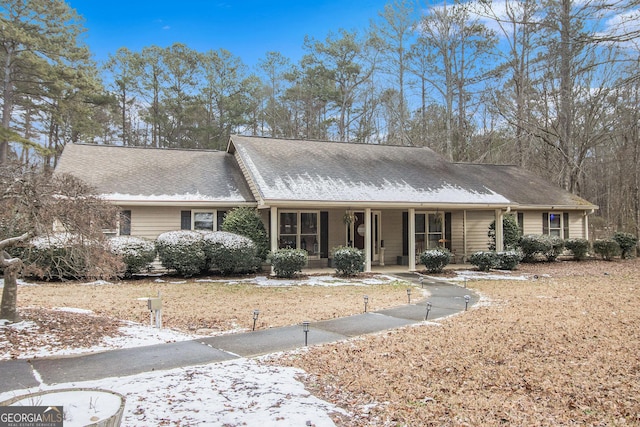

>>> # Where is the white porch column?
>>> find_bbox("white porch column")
[584,211,590,239]
[270,206,278,274]
[364,207,372,273]
[495,209,504,251]
[409,208,416,271]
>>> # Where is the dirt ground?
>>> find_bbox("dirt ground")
[4,259,640,426]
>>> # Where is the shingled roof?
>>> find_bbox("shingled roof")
[55,144,255,205]
[227,135,596,209]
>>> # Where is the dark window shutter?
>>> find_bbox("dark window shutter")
[445,212,452,250]
[517,212,524,235]
[181,210,191,230]
[542,213,549,235]
[563,212,569,239]
[402,211,408,256]
[320,211,329,258]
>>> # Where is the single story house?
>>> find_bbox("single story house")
[55,135,598,272]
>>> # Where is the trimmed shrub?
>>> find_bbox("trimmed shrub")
[565,238,590,261]
[222,207,269,262]
[488,215,521,251]
[419,248,451,273]
[156,231,207,277]
[519,234,553,262]
[496,250,523,270]
[202,231,259,275]
[469,251,499,272]
[332,246,365,276]
[546,236,565,262]
[109,236,156,277]
[612,232,638,259]
[270,248,308,278]
[593,239,620,261]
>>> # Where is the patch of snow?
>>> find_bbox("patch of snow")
[0,359,344,427]
[102,191,246,203]
[448,270,530,282]
[79,280,114,286]
[52,307,94,315]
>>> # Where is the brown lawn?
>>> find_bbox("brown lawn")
[273,259,640,426]
[5,259,640,426]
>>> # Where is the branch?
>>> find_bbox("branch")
[0,232,30,251]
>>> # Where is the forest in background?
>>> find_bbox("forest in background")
[1,0,640,237]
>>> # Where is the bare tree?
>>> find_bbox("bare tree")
[0,164,122,322]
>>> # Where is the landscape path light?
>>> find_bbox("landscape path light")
[252,309,259,331]
[425,302,432,320]
[464,295,470,311]
[302,321,310,346]
[407,288,412,304]
[419,276,424,288]
[364,295,369,313]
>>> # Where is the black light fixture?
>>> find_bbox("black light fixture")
[364,295,369,313]
[302,321,310,346]
[252,309,260,331]
[407,288,412,304]
[425,302,432,320]
[464,295,470,311]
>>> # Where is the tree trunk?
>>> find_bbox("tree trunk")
[0,268,20,322]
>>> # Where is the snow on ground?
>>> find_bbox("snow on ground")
[0,356,344,427]
[447,269,534,282]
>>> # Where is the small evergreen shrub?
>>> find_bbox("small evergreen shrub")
[564,238,590,261]
[469,251,499,272]
[222,207,269,262]
[488,215,521,250]
[109,236,156,277]
[612,232,638,259]
[519,235,553,262]
[156,231,207,277]
[496,250,523,270]
[332,246,365,276]
[546,236,565,262]
[269,248,308,278]
[419,248,451,273]
[202,231,258,275]
[593,239,620,261]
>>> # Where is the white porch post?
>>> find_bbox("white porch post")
[270,206,278,274]
[365,207,372,273]
[409,208,416,271]
[495,209,504,251]
[584,211,590,239]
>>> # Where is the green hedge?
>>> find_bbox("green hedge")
[269,248,308,278]
[109,236,156,278]
[155,231,207,277]
[332,246,365,276]
[202,231,259,275]
[419,248,451,273]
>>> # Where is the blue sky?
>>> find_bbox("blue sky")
[67,0,392,68]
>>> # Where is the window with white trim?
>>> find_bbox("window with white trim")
[543,212,569,238]
[279,211,320,257]
[415,212,444,254]
[181,210,226,231]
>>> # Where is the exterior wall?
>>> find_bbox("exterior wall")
[521,211,586,239]
[568,212,586,239]
[465,211,495,254]
[128,206,183,240]
[450,211,465,261]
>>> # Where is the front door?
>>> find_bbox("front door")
[351,211,381,263]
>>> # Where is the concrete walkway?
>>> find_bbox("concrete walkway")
[0,274,477,394]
